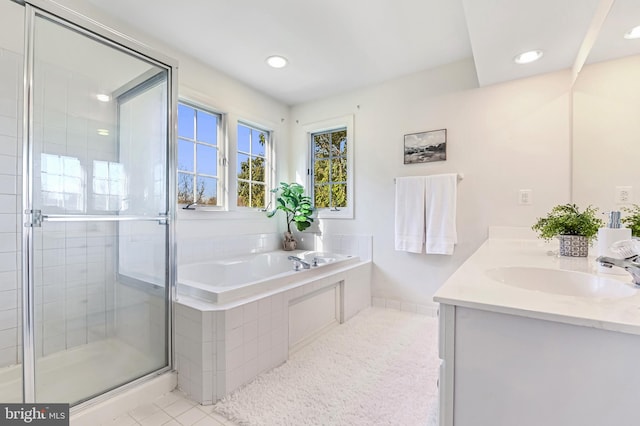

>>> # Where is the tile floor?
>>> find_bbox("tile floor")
[100,390,239,426]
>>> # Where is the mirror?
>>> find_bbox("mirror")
[572,0,640,211]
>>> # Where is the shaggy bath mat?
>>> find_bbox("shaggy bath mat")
[213,307,439,426]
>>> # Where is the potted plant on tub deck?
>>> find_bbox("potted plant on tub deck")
[266,182,315,251]
[532,203,603,257]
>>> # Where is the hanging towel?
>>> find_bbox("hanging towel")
[425,173,458,255]
[394,176,426,253]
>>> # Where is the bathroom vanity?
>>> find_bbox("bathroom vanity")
[434,238,640,426]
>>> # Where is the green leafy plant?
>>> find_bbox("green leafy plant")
[622,204,640,237]
[266,182,314,233]
[532,204,603,242]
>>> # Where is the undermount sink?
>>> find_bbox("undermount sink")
[485,266,637,299]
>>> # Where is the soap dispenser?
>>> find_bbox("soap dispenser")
[597,211,632,274]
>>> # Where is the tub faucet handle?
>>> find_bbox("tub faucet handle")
[287,255,310,270]
[312,257,319,267]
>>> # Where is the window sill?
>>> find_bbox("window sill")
[316,208,353,220]
[177,207,272,220]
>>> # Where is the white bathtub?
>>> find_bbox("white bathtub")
[178,250,360,303]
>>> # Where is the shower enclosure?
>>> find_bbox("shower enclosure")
[0,0,176,406]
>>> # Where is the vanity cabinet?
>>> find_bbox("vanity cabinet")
[438,303,640,426]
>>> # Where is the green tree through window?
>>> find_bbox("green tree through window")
[237,124,268,208]
[312,128,347,208]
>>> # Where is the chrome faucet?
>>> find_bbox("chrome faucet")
[596,255,640,286]
[287,255,310,270]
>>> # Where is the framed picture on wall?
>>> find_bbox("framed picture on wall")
[403,128,447,164]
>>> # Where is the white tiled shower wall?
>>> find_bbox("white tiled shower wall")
[0,47,23,369]
[30,54,122,359]
[33,222,116,357]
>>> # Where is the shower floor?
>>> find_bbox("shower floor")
[0,338,164,405]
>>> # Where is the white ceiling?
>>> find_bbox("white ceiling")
[587,0,640,64]
[84,0,640,105]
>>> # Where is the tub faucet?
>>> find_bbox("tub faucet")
[596,255,640,286]
[287,255,310,270]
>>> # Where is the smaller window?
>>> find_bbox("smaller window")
[237,122,270,209]
[305,115,354,219]
[177,102,222,207]
[311,128,347,209]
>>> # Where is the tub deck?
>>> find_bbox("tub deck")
[178,250,360,303]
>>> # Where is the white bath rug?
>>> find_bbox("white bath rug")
[213,307,439,426]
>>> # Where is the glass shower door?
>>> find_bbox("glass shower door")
[26,10,172,405]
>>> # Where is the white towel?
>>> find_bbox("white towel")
[394,176,425,253]
[425,173,458,255]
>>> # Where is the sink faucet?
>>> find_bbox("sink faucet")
[596,255,640,286]
[287,255,310,270]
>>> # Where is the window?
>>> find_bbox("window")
[177,102,222,206]
[237,122,270,208]
[306,115,354,218]
[311,128,347,209]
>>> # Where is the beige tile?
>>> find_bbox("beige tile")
[193,416,225,426]
[101,413,139,426]
[161,420,181,426]
[138,410,172,426]
[153,391,182,409]
[129,403,161,422]
[174,406,207,425]
[163,398,197,418]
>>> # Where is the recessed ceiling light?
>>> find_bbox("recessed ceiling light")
[96,94,110,102]
[624,25,640,40]
[514,50,544,65]
[97,129,109,136]
[266,55,288,69]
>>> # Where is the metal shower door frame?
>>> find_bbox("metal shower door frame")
[20,0,178,405]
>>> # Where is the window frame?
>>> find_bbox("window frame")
[236,121,273,210]
[305,115,354,219]
[176,99,226,210]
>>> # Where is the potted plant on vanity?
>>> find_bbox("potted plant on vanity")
[532,203,603,257]
[266,182,315,251]
[622,204,640,237]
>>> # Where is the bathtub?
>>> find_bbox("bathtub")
[178,250,360,303]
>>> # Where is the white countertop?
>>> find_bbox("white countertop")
[433,238,640,335]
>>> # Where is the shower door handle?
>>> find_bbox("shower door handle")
[40,214,171,223]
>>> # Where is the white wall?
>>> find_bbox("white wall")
[573,55,640,211]
[291,59,572,307]
[0,0,24,369]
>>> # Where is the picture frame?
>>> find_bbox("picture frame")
[403,128,447,164]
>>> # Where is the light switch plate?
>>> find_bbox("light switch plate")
[615,186,633,204]
[518,189,533,205]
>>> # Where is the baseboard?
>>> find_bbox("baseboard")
[371,297,439,317]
